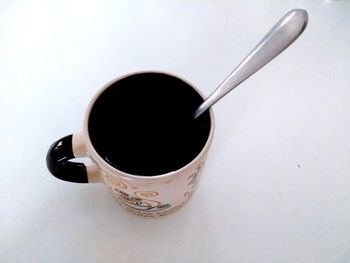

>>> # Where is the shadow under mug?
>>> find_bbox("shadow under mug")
[46,71,215,217]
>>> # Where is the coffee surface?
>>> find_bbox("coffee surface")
[88,73,211,176]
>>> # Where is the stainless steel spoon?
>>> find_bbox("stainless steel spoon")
[193,9,308,119]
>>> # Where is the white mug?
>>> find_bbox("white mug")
[47,71,214,217]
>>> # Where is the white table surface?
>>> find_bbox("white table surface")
[1,1,350,262]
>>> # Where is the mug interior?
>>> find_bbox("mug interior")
[85,72,212,177]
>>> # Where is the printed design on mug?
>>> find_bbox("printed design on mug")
[187,162,204,189]
[134,191,158,198]
[114,188,171,212]
[105,174,127,189]
[184,191,193,198]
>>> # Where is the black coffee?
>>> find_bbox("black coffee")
[88,73,211,176]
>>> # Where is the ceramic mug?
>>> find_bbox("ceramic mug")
[46,71,214,217]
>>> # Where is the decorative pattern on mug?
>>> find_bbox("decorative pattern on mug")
[114,188,171,212]
[187,162,204,189]
[105,174,127,189]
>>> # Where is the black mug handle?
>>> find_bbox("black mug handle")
[46,133,101,183]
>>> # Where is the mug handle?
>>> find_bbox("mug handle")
[46,132,101,183]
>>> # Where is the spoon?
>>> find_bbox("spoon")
[193,9,308,119]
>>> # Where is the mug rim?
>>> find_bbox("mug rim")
[83,70,215,180]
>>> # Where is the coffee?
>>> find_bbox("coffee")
[88,73,211,176]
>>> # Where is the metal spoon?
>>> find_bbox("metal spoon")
[193,9,308,119]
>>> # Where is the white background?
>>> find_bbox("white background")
[1,0,350,262]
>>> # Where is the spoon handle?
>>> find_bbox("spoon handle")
[194,9,308,119]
